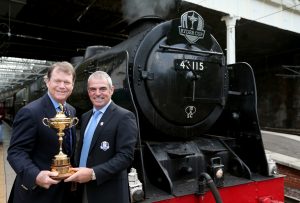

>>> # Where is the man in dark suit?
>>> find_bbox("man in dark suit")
[65,71,138,203]
[7,61,77,203]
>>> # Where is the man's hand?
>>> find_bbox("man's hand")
[35,170,60,189]
[64,168,93,183]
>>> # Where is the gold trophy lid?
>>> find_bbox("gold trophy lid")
[49,111,72,122]
[49,104,72,122]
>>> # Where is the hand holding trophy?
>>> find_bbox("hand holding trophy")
[42,104,78,180]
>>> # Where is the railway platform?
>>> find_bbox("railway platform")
[0,122,299,203]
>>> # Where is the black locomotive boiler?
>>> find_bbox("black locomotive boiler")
[70,11,284,203]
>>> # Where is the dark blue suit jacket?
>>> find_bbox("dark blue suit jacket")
[75,102,138,203]
[7,94,77,203]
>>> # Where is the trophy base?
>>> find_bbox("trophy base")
[50,170,75,180]
[51,156,74,180]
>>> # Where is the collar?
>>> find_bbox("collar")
[47,92,66,110]
[93,100,112,114]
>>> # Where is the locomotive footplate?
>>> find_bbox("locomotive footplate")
[143,136,237,196]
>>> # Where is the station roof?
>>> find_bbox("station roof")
[0,56,51,95]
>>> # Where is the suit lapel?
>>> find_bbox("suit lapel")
[88,102,116,154]
[42,94,57,119]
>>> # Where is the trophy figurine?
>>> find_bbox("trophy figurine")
[42,104,79,180]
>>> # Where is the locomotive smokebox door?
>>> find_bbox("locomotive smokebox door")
[145,53,225,125]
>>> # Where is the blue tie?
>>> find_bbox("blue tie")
[79,110,101,167]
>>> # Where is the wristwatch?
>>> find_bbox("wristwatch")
[91,169,96,180]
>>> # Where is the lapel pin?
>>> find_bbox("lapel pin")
[100,122,104,126]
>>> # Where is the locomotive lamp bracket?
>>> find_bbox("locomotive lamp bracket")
[208,157,224,187]
[137,66,152,85]
[140,70,154,80]
[266,153,278,176]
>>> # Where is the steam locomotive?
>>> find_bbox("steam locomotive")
[69,11,284,203]
[3,10,284,203]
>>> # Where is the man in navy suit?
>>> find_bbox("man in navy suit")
[65,71,138,203]
[7,61,77,203]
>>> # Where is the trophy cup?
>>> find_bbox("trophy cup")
[42,104,79,180]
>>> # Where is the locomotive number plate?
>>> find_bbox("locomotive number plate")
[174,59,204,71]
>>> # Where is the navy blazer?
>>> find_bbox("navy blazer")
[7,94,77,203]
[75,102,138,203]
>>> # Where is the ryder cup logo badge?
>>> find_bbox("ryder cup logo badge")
[178,11,205,44]
[100,141,110,151]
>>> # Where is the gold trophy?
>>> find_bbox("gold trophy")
[42,104,79,180]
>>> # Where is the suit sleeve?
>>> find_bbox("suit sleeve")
[7,107,40,189]
[93,111,138,185]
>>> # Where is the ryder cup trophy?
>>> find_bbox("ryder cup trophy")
[42,104,78,180]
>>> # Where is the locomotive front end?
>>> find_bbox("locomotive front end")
[128,11,284,203]
[133,11,228,139]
